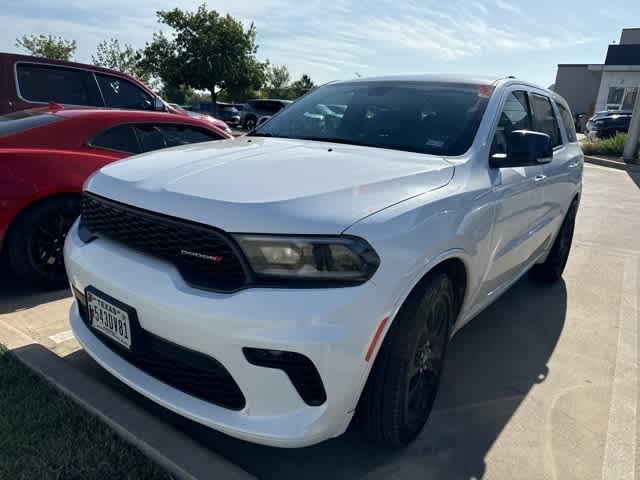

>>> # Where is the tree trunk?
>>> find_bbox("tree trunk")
[210,86,217,116]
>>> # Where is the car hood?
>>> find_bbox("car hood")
[85,137,454,234]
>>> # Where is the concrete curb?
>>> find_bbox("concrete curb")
[583,155,640,173]
[12,344,256,480]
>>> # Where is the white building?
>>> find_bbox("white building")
[554,28,640,116]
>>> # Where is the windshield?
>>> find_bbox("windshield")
[252,81,492,156]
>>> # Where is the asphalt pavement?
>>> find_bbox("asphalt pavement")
[1,163,639,480]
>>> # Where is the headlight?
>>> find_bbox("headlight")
[234,235,380,285]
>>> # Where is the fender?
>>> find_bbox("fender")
[347,247,473,413]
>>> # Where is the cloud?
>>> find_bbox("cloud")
[358,12,594,62]
[472,1,490,14]
[492,0,523,15]
[1,0,595,85]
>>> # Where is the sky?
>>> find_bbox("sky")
[2,0,639,89]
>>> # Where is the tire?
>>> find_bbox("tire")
[530,200,578,283]
[357,272,455,447]
[5,196,80,288]
[245,116,257,130]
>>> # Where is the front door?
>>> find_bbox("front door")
[482,89,544,297]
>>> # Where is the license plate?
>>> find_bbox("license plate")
[86,289,132,350]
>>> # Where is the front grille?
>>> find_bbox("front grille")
[80,193,247,292]
[78,305,246,410]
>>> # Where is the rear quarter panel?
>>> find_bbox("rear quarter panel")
[0,148,122,242]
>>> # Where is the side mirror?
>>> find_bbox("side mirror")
[490,130,553,168]
[153,97,166,111]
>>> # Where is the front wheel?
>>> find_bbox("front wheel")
[530,200,578,283]
[357,272,454,447]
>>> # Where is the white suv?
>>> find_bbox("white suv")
[64,75,582,448]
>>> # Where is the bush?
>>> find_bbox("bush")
[581,132,629,157]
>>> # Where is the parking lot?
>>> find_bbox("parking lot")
[1,163,639,479]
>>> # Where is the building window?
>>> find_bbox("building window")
[607,86,638,110]
[622,88,638,110]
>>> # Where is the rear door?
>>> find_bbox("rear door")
[0,56,13,114]
[539,98,582,240]
[14,63,103,109]
[528,93,572,248]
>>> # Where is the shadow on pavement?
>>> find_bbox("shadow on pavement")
[0,271,70,315]
[628,170,640,189]
[64,275,566,480]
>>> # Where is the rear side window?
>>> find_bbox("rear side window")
[95,74,153,110]
[529,93,562,147]
[16,64,102,106]
[90,125,140,154]
[0,111,61,137]
[134,125,168,152]
[157,125,222,147]
[133,124,222,152]
[492,91,532,155]
[555,102,577,142]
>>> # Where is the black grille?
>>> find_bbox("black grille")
[80,193,247,292]
[77,303,246,410]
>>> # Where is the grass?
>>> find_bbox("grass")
[581,132,640,160]
[0,345,170,480]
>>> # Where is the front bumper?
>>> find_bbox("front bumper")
[64,222,389,447]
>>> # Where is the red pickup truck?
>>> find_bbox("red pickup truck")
[0,52,230,133]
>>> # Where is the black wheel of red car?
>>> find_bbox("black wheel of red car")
[357,271,454,447]
[5,196,80,287]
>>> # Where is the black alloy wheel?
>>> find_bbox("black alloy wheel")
[6,197,80,287]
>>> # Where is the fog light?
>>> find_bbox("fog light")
[243,348,327,406]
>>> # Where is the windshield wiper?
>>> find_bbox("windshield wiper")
[296,136,372,147]
[246,131,273,137]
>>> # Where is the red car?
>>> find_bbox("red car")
[0,106,232,286]
[0,52,231,134]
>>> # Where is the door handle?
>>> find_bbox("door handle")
[534,174,547,182]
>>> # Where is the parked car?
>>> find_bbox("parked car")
[585,110,633,138]
[188,102,242,129]
[0,106,231,286]
[65,75,582,448]
[240,99,292,129]
[217,105,241,126]
[0,52,231,133]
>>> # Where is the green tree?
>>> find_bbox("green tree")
[142,4,266,104]
[267,63,289,88]
[15,34,76,60]
[289,74,316,99]
[92,38,151,84]
[264,63,290,99]
[160,84,211,105]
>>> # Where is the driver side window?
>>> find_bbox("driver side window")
[492,91,532,156]
[95,73,153,110]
